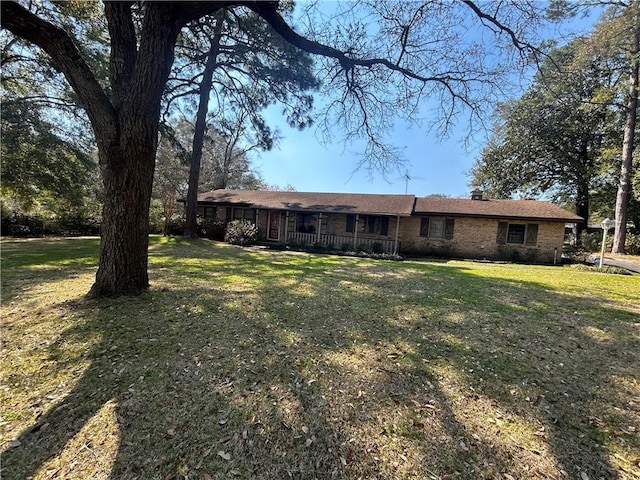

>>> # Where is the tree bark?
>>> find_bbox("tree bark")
[184,17,224,238]
[1,1,229,296]
[575,179,589,242]
[89,142,155,296]
[612,20,639,254]
[88,4,185,296]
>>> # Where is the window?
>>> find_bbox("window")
[197,206,216,219]
[429,218,445,238]
[346,215,355,233]
[226,207,255,223]
[346,215,389,236]
[507,224,526,244]
[364,216,389,236]
[420,217,454,239]
[497,222,538,246]
[296,213,317,233]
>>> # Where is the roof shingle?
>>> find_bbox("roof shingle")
[197,189,583,222]
[197,190,416,216]
[414,197,583,222]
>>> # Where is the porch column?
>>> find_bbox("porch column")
[354,214,359,248]
[316,213,322,244]
[284,211,289,243]
[394,215,401,254]
[255,209,260,239]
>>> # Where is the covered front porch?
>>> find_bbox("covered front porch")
[262,210,403,254]
[285,232,399,253]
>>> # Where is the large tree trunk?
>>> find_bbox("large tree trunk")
[88,142,155,297]
[575,180,590,242]
[86,4,185,297]
[184,16,224,238]
[1,2,230,297]
[612,21,639,253]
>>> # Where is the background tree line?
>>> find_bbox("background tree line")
[1,1,637,296]
[1,3,306,238]
[469,1,639,251]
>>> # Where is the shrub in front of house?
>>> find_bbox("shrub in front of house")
[574,264,632,275]
[371,242,384,254]
[285,240,303,250]
[200,219,226,241]
[224,220,258,246]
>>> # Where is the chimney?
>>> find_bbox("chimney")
[471,188,484,201]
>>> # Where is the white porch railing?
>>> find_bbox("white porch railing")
[286,232,398,254]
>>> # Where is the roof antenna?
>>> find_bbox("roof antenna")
[396,170,423,194]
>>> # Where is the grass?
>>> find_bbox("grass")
[1,236,639,480]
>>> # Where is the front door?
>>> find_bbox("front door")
[268,211,280,240]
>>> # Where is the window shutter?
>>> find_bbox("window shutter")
[525,224,538,246]
[346,215,355,233]
[420,218,429,237]
[380,217,389,236]
[225,207,232,222]
[497,222,508,244]
[445,219,455,239]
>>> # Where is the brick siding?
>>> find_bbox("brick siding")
[399,216,564,262]
[211,204,566,263]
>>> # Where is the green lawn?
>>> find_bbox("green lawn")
[1,236,639,479]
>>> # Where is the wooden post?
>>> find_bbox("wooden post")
[255,209,260,239]
[394,215,401,254]
[354,214,359,248]
[284,211,289,243]
[316,213,322,244]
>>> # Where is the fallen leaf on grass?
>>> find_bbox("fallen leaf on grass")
[217,450,231,460]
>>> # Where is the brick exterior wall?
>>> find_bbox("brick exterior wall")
[210,204,565,263]
[399,216,565,263]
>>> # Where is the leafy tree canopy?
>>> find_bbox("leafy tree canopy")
[469,37,624,230]
[1,0,556,297]
[0,99,97,214]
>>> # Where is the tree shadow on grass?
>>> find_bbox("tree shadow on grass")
[254,258,639,478]
[2,244,639,479]
[2,282,353,478]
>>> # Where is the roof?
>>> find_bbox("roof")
[197,189,583,222]
[197,190,416,216]
[414,197,583,222]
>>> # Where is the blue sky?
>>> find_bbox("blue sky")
[252,4,602,199]
[257,105,486,198]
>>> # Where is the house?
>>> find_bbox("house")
[196,190,415,254]
[405,190,583,262]
[194,189,583,262]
